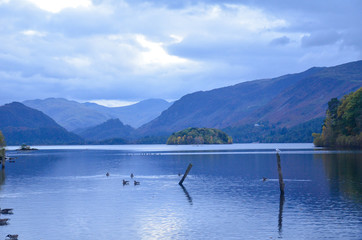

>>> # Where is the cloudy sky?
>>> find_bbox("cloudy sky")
[0,0,361,106]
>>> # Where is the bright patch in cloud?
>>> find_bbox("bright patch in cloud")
[224,4,288,31]
[0,0,10,5]
[87,99,137,107]
[62,57,91,68]
[22,30,46,37]
[135,35,189,66]
[26,0,92,13]
[170,34,183,44]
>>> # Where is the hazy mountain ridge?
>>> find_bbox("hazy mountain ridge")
[0,102,83,145]
[83,99,172,128]
[23,98,172,131]
[75,118,135,141]
[138,60,362,136]
[23,98,112,131]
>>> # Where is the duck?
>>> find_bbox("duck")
[263,177,268,181]
[6,234,18,240]
[130,173,134,178]
[134,180,140,185]
[0,208,13,214]
[106,172,110,177]
[0,218,9,225]
[122,179,129,185]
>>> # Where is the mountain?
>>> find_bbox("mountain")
[138,60,362,137]
[0,102,83,145]
[23,98,171,131]
[238,61,362,127]
[23,98,113,131]
[83,98,172,128]
[75,118,135,141]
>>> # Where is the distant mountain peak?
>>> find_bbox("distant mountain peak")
[97,118,131,128]
[76,118,135,141]
[23,98,172,130]
[0,102,83,145]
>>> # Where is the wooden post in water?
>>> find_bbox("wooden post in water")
[179,163,193,186]
[0,148,5,169]
[276,152,285,195]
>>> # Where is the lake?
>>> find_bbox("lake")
[1,144,361,239]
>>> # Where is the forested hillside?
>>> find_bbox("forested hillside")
[313,88,362,149]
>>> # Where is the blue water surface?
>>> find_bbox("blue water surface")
[0,144,361,239]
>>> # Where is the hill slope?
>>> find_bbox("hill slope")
[239,61,362,127]
[75,118,135,141]
[23,98,113,131]
[138,60,362,137]
[23,98,171,131]
[0,102,83,145]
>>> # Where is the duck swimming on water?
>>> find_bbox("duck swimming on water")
[0,208,13,214]
[0,218,9,225]
[134,180,140,185]
[6,234,18,240]
[122,179,129,185]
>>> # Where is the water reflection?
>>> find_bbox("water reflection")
[1,147,361,239]
[180,184,193,205]
[0,168,5,190]
[278,194,285,237]
[316,152,362,202]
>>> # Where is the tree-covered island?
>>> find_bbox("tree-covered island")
[166,127,233,145]
[313,87,361,149]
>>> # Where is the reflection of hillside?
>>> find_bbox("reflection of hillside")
[0,168,5,190]
[317,153,362,202]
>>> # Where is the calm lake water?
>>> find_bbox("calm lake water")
[1,144,361,239]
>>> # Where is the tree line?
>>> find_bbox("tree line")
[167,127,233,145]
[313,87,361,149]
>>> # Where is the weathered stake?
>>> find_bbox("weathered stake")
[276,153,285,195]
[179,163,193,185]
[0,148,5,169]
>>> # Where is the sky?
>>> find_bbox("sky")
[0,0,361,106]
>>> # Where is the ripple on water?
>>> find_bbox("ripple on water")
[0,147,361,239]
